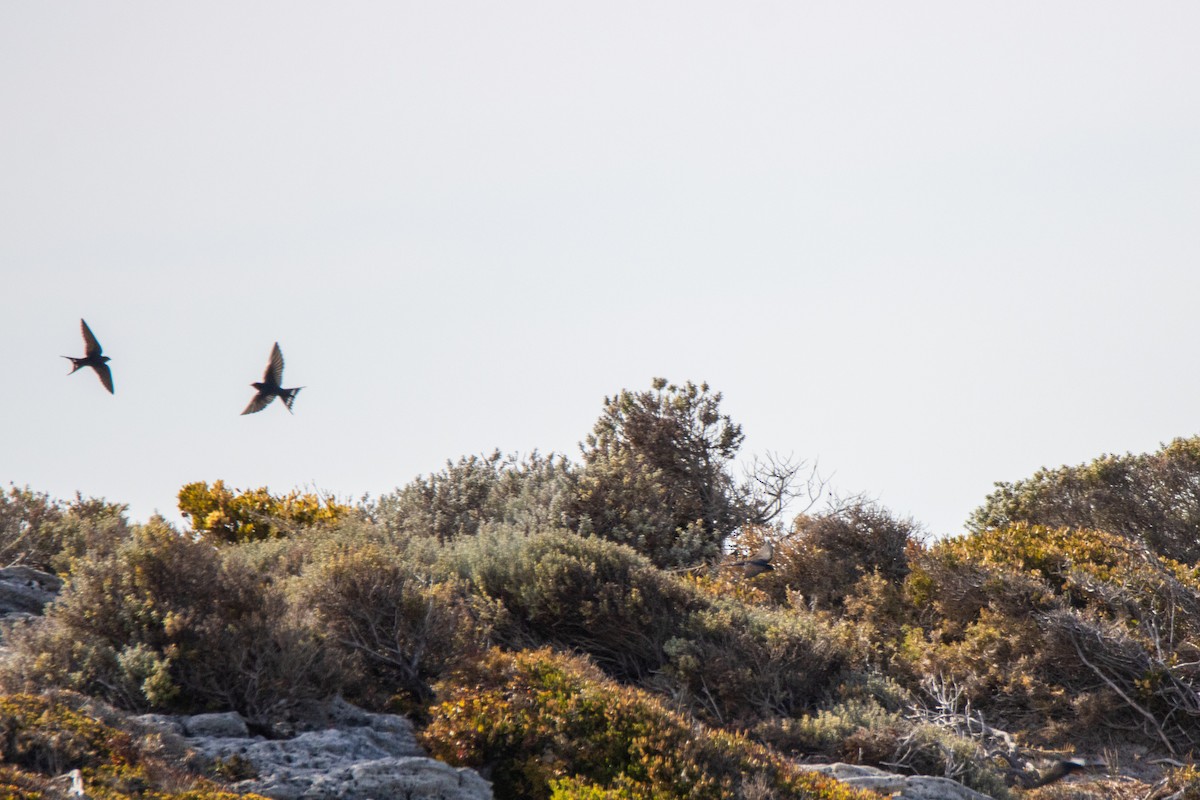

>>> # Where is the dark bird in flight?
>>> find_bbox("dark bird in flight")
[242,342,302,415]
[727,541,774,578]
[62,319,114,394]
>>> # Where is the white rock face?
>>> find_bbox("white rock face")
[167,699,491,800]
[799,763,997,800]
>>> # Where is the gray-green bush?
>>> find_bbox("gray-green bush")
[374,451,573,541]
[0,519,341,719]
[0,485,129,573]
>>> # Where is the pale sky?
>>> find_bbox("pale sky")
[3,3,1199,537]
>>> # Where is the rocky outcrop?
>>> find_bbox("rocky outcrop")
[137,698,491,800]
[0,565,62,620]
[798,763,996,800]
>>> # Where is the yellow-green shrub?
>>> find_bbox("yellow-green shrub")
[726,503,916,610]
[178,481,350,544]
[422,648,881,800]
[891,524,1200,749]
[968,436,1200,562]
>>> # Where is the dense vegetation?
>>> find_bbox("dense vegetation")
[5,378,1200,798]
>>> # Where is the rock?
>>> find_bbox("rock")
[184,711,250,738]
[179,700,491,800]
[237,755,491,800]
[132,713,186,737]
[0,566,62,617]
[799,763,997,800]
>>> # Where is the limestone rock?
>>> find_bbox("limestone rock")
[0,566,62,617]
[800,763,997,800]
[177,700,491,800]
[132,713,186,737]
[184,711,250,738]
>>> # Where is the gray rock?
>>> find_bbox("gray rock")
[181,700,491,800]
[799,763,997,800]
[0,566,62,616]
[184,711,250,738]
[233,755,491,800]
[132,713,186,737]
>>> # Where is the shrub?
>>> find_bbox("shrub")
[565,378,749,568]
[447,527,853,722]
[664,599,849,724]
[788,502,917,609]
[726,502,918,609]
[422,648,882,800]
[446,527,697,682]
[895,524,1200,751]
[373,451,573,541]
[968,437,1200,562]
[178,481,351,544]
[294,543,487,705]
[0,519,341,718]
[0,485,129,573]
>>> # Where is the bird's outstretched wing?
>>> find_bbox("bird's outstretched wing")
[263,342,284,385]
[752,541,774,564]
[94,363,114,394]
[242,392,275,415]
[742,562,771,578]
[80,319,103,357]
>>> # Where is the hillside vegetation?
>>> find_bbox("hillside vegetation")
[4,379,1200,799]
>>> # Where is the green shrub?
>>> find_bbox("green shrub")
[294,543,487,704]
[446,527,698,682]
[0,485,129,574]
[565,379,750,568]
[968,437,1200,562]
[664,599,849,724]
[447,527,852,722]
[374,451,573,541]
[0,520,341,718]
[422,648,882,800]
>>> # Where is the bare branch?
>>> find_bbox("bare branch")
[743,452,827,525]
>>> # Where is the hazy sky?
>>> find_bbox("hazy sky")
[3,3,1199,537]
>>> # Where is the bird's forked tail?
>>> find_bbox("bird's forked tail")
[281,387,302,412]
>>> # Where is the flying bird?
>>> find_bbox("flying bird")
[727,541,774,578]
[242,342,302,415]
[62,319,114,394]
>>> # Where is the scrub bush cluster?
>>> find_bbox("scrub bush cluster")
[8,382,1200,797]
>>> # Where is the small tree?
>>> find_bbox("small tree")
[566,378,746,567]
